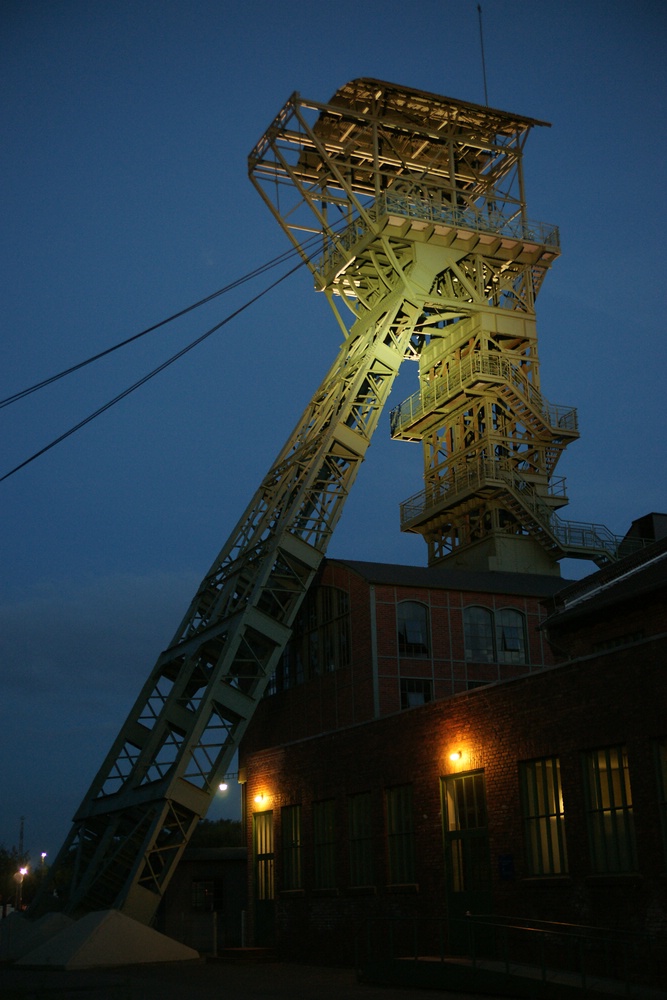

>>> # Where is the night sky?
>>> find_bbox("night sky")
[2,0,666,862]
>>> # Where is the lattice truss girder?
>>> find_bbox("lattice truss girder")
[35,79,566,923]
[35,234,441,923]
[249,79,541,265]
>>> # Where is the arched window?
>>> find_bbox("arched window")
[464,607,494,663]
[464,606,528,664]
[496,608,527,664]
[398,601,430,658]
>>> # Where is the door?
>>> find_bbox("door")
[253,810,275,945]
[441,771,493,954]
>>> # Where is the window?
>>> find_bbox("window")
[464,606,527,664]
[281,805,302,890]
[270,586,351,694]
[313,800,336,889]
[348,792,374,887]
[400,677,432,709]
[386,784,415,883]
[496,608,527,664]
[398,601,430,657]
[191,879,221,911]
[464,607,494,662]
[253,811,274,900]
[655,740,667,862]
[584,745,637,873]
[520,758,568,875]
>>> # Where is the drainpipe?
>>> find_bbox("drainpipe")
[370,584,380,718]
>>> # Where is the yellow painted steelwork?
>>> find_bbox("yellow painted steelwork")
[32,80,635,927]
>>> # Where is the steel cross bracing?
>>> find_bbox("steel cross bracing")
[35,78,490,924]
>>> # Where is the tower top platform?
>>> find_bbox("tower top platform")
[322,77,552,135]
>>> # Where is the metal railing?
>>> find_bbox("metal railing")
[389,351,578,438]
[356,914,666,997]
[399,458,646,565]
[315,193,560,280]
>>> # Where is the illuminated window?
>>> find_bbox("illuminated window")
[400,677,432,709]
[520,757,568,875]
[253,811,274,901]
[584,745,637,873]
[386,784,415,884]
[348,792,374,887]
[281,805,302,891]
[398,601,430,657]
[464,606,527,664]
[313,799,336,889]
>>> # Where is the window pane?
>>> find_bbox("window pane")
[520,758,568,875]
[253,812,274,900]
[313,800,336,889]
[464,607,495,662]
[271,586,351,693]
[386,785,416,883]
[398,602,430,658]
[281,805,302,890]
[349,792,374,887]
[585,746,637,873]
[496,609,527,664]
[400,677,432,710]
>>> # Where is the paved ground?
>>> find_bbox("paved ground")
[0,958,510,1000]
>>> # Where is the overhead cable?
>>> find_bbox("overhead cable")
[0,259,305,483]
[0,242,310,410]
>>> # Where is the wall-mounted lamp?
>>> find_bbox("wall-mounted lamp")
[254,792,268,805]
[449,751,462,762]
[218,782,228,792]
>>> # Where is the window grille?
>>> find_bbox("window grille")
[253,811,274,900]
[398,601,430,657]
[520,757,568,875]
[386,784,416,883]
[584,745,637,873]
[281,805,302,890]
[400,677,432,709]
[313,799,336,889]
[655,739,667,863]
[348,792,374,886]
[464,606,527,664]
[464,607,495,662]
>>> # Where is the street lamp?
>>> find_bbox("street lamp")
[13,867,28,911]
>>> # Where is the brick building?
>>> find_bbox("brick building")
[238,536,667,966]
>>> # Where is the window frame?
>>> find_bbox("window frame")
[348,791,374,888]
[313,799,337,890]
[281,804,302,891]
[519,757,568,876]
[397,601,430,658]
[385,784,416,884]
[583,745,637,873]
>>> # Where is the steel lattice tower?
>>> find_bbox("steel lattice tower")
[33,79,627,927]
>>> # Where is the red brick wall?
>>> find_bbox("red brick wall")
[242,561,561,757]
[241,637,667,961]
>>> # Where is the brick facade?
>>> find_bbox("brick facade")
[239,546,667,965]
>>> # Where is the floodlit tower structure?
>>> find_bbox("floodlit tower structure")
[33,79,622,927]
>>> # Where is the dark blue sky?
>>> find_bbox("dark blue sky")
[2,0,666,861]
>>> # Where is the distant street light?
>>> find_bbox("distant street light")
[13,867,28,911]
